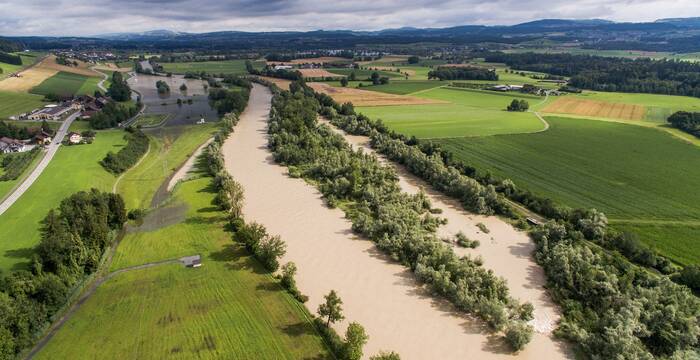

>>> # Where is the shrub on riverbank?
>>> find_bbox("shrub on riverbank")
[101,128,149,174]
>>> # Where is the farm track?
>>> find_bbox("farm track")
[25,254,186,360]
[223,84,572,359]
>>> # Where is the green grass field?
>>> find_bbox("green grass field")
[30,71,90,97]
[0,150,42,203]
[0,91,46,119]
[358,87,546,138]
[161,60,265,75]
[0,131,123,272]
[433,116,700,264]
[117,124,217,209]
[37,176,330,360]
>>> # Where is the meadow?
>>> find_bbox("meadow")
[358,87,546,138]
[37,176,330,360]
[0,90,45,118]
[433,116,700,264]
[358,80,444,95]
[161,60,265,75]
[0,130,123,272]
[116,124,217,209]
[30,71,90,97]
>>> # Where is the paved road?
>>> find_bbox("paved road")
[0,112,78,216]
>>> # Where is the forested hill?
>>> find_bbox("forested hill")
[0,37,22,53]
[9,17,700,52]
[485,52,700,98]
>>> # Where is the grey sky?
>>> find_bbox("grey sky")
[1,0,699,36]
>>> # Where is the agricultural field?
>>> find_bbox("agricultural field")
[359,80,444,95]
[358,87,546,138]
[37,176,330,360]
[0,53,42,79]
[0,90,45,119]
[433,116,700,264]
[30,71,91,97]
[161,60,265,75]
[543,97,646,121]
[567,91,700,122]
[116,124,217,209]
[325,68,405,79]
[308,82,446,107]
[0,130,124,272]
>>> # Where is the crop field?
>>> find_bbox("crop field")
[37,177,330,360]
[358,87,545,138]
[161,60,265,75]
[0,90,45,118]
[117,124,217,209]
[297,68,345,78]
[573,91,700,122]
[30,71,90,97]
[433,116,700,264]
[0,130,123,272]
[308,82,446,107]
[359,80,444,95]
[325,67,405,79]
[543,97,646,121]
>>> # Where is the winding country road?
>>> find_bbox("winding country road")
[0,112,78,216]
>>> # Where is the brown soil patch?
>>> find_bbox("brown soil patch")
[40,55,102,77]
[297,68,345,78]
[307,82,447,107]
[543,97,646,121]
[257,76,292,90]
[0,66,57,92]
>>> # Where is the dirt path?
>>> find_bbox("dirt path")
[166,138,212,192]
[25,256,185,360]
[222,84,572,359]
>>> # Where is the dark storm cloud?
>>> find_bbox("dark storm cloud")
[0,0,698,36]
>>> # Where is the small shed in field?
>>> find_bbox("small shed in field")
[181,255,202,268]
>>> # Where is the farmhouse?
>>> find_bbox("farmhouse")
[67,132,82,144]
[0,137,26,153]
[27,104,74,121]
[34,131,53,145]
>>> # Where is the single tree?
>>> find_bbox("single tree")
[348,71,357,81]
[318,290,344,327]
[180,83,188,91]
[344,322,369,360]
[407,56,420,64]
[340,77,349,87]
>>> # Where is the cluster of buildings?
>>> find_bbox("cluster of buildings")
[0,137,26,154]
[14,95,111,122]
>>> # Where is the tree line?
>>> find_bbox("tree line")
[0,51,22,66]
[484,52,700,98]
[427,67,498,81]
[0,120,52,140]
[89,101,140,129]
[267,81,534,351]
[209,76,252,115]
[101,127,149,174]
[305,80,700,358]
[107,71,131,102]
[0,190,126,359]
[668,111,700,138]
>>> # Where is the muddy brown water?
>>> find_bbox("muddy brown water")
[223,84,573,359]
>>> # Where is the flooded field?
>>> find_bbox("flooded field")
[128,74,218,126]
